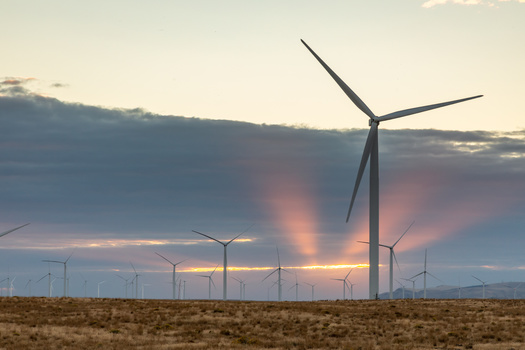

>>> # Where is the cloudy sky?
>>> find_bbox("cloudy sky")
[0,0,524,300]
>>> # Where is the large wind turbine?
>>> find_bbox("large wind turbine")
[197,265,218,299]
[155,252,187,300]
[192,224,254,300]
[409,249,441,299]
[42,250,74,297]
[262,246,289,301]
[301,39,482,299]
[130,262,140,299]
[358,221,415,299]
[331,268,353,300]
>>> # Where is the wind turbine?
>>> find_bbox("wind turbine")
[25,279,32,297]
[358,220,415,299]
[37,263,53,297]
[116,274,131,298]
[8,276,16,297]
[130,262,140,299]
[155,252,187,300]
[348,282,357,300]
[80,273,88,298]
[409,249,441,299]
[192,224,254,300]
[401,277,417,299]
[0,223,30,239]
[97,280,105,298]
[301,39,482,300]
[232,276,245,300]
[396,280,406,299]
[262,247,289,301]
[514,283,522,300]
[288,272,300,301]
[197,265,218,299]
[42,250,74,297]
[472,275,488,299]
[331,268,353,300]
[305,282,317,301]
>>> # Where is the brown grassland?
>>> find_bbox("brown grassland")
[0,297,524,349]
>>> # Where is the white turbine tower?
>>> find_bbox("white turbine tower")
[42,250,74,297]
[262,247,289,302]
[301,39,482,300]
[358,221,415,299]
[80,273,88,298]
[472,275,488,299]
[331,269,353,300]
[197,265,218,299]
[409,249,441,299]
[155,252,187,300]
[192,224,254,300]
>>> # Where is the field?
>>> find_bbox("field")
[0,297,524,349]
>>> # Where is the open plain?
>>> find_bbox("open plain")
[0,297,524,349]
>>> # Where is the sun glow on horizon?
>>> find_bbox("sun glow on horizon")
[180,263,369,273]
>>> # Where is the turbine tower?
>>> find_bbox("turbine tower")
[409,249,441,299]
[192,224,254,300]
[42,250,74,297]
[130,262,141,299]
[301,39,482,299]
[358,221,415,299]
[155,252,187,300]
[331,268,353,300]
[305,282,317,301]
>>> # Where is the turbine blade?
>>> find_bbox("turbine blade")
[174,259,188,266]
[357,241,370,244]
[65,250,75,264]
[378,95,483,122]
[0,223,30,238]
[36,274,48,283]
[409,272,424,280]
[192,230,225,246]
[392,250,402,274]
[226,223,255,245]
[346,123,378,222]
[130,262,137,274]
[427,272,443,284]
[301,40,376,120]
[155,252,175,265]
[472,275,483,284]
[392,220,415,247]
[211,278,217,289]
[276,246,281,268]
[345,268,353,280]
[42,260,62,264]
[210,264,219,277]
[262,269,278,282]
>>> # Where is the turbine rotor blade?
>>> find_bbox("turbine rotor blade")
[0,223,30,238]
[409,272,424,280]
[155,252,174,265]
[378,95,483,122]
[427,272,443,284]
[301,40,376,120]
[192,230,225,246]
[347,122,378,222]
[262,269,278,282]
[345,268,353,280]
[226,223,255,245]
[392,220,415,247]
[392,250,402,274]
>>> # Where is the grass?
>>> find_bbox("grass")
[0,297,524,349]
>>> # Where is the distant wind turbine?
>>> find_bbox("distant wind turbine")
[116,274,131,298]
[37,263,53,297]
[514,283,522,300]
[192,224,254,300]
[396,280,406,299]
[409,249,442,299]
[301,39,482,299]
[288,272,300,301]
[130,262,141,299]
[472,275,488,299]
[305,282,317,301]
[155,252,187,300]
[97,280,105,298]
[331,268,353,300]
[262,247,289,301]
[401,277,417,300]
[358,221,415,299]
[232,276,246,301]
[197,265,218,299]
[25,279,32,297]
[42,250,74,297]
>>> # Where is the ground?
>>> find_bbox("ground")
[0,297,524,349]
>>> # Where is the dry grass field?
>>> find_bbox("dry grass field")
[0,297,524,349]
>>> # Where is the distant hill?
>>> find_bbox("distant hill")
[379,282,525,299]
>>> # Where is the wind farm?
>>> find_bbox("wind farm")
[2,0,525,346]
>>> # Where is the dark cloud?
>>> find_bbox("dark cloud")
[0,77,37,97]
[0,94,524,299]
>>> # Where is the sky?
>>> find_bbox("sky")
[0,0,524,300]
